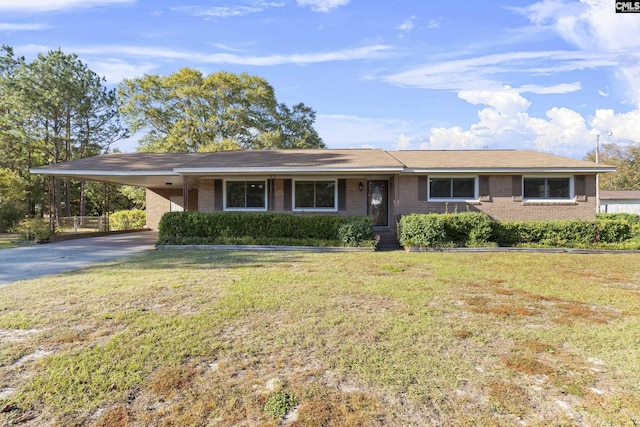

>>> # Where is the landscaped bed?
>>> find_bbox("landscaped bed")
[1,250,639,426]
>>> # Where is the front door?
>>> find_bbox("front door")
[368,180,388,226]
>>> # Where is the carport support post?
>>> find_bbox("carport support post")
[182,177,189,212]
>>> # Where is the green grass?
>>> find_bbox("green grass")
[0,234,24,249]
[0,251,639,426]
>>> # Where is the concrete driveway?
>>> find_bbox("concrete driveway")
[0,231,158,285]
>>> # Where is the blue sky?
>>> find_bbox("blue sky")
[1,0,639,158]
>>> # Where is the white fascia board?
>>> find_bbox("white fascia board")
[30,169,179,176]
[174,167,404,174]
[403,167,616,174]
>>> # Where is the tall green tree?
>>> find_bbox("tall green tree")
[118,67,324,152]
[585,143,640,190]
[0,47,128,222]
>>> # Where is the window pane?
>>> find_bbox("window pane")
[523,178,545,198]
[430,178,451,198]
[315,181,335,208]
[452,178,475,198]
[547,178,570,198]
[295,181,315,208]
[226,182,246,208]
[245,181,265,208]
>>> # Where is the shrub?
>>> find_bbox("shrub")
[398,214,446,248]
[109,210,146,231]
[158,212,374,247]
[597,213,640,224]
[0,202,24,233]
[15,218,52,243]
[337,218,375,247]
[399,212,492,248]
[442,212,493,246]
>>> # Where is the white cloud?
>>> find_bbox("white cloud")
[67,44,392,66]
[173,2,284,18]
[0,0,135,12]
[296,0,350,13]
[515,0,640,105]
[384,50,614,92]
[427,19,440,29]
[458,87,531,116]
[89,59,156,83]
[396,17,415,33]
[0,22,48,31]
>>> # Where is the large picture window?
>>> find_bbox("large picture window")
[294,180,336,210]
[429,177,476,200]
[523,177,571,199]
[225,180,266,210]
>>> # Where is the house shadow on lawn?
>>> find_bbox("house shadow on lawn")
[113,249,307,272]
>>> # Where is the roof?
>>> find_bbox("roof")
[175,149,404,174]
[600,190,640,200]
[389,150,614,173]
[30,149,615,188]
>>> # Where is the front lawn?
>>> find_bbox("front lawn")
[1,251,639,426]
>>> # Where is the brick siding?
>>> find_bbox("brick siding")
[397,175,597,221]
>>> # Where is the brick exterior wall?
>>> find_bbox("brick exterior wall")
[145,174,599,230]
[397,174,598,221]
[145,188,198,230]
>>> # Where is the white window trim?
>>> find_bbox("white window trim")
[223,179,268,211]
[427,176,479,202]
[522,175,574,202]
[292,179,338,212]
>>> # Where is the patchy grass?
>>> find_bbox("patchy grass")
[0,251,639,426]
[0,234,25,250]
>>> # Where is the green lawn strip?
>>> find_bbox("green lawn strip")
[0,251,638,426]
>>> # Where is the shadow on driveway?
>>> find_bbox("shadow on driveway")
[0,231,158,285]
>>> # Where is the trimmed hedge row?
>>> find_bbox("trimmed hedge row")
[399,212,640,249]
[158,211,376,247]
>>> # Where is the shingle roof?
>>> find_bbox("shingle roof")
[34,152,204,172]
[176,149,404,172]
[389,150,612,171]
[30,149,615,188]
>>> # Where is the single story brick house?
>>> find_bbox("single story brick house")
[31,149,615,240]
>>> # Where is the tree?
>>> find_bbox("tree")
[585,143,640,190]
[118,68,324,152]
[0,47,128,223]
[0,167,26,231]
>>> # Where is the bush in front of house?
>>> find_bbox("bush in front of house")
[158,212,376,247]
[491,219,633,247]
[400,213,639,250]
[399,212,493,248]
[109,209,146,231]
[597,213,640,223]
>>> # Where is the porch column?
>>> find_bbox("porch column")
[182,176,189,212]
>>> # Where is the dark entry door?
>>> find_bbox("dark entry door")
[368,180,389,226]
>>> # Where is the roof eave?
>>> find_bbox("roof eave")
[173,167,405,174]
[29,169,179,177]
[403,167,617,174]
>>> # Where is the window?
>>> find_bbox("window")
[523,177,571,199]
[225,180,266,210]
[428,177,476,200]
[294,180,336,210]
